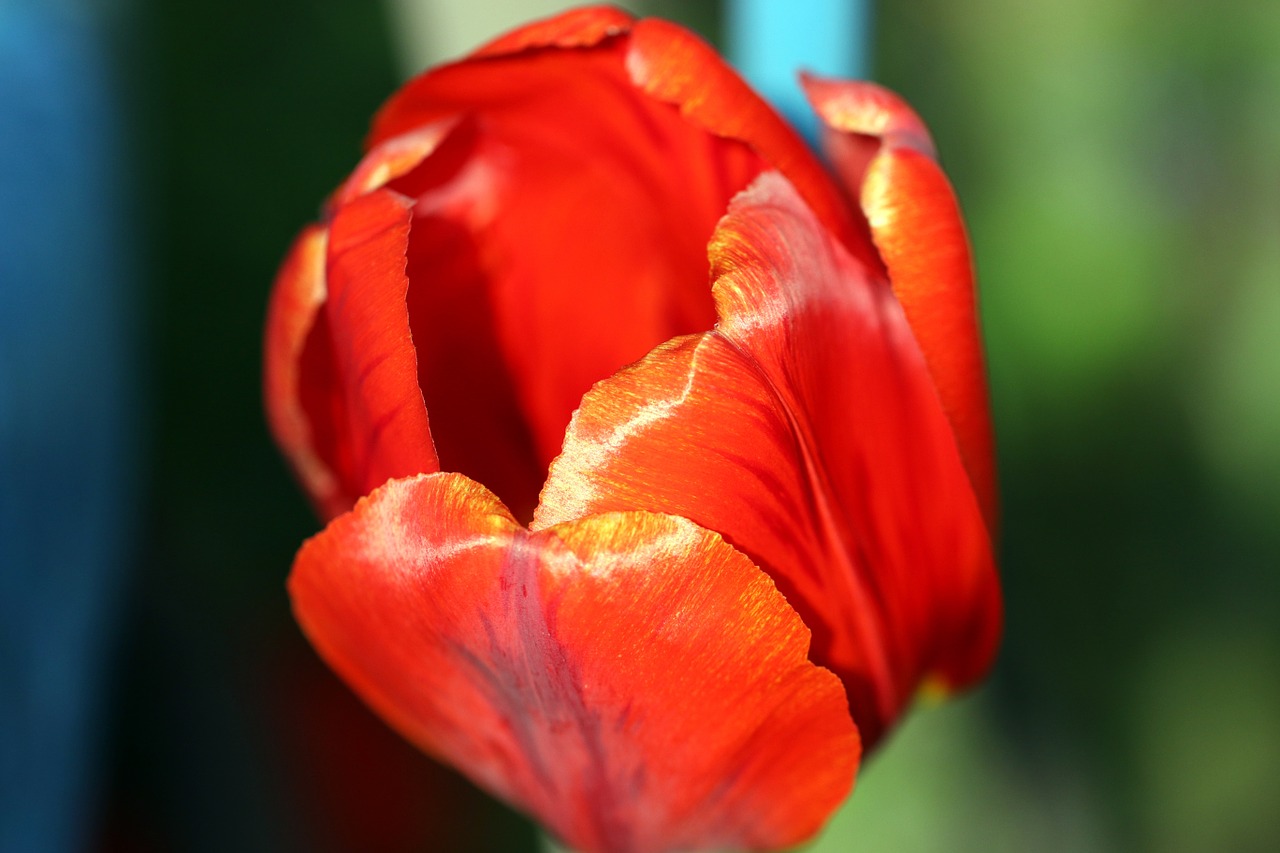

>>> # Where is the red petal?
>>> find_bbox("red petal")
[538,173,1000,745]
[713,174,1000,706]
[291,473,858,853]
[363,37,767,510]
[319,189,438,505]
[804,76,997,528]
[264,224,349,518]
[471,5,633,58]
[802,76,935,160]
[396,120,547,522]
[537,332,897,726]
[625,19,880,271]
[367,8,634,146]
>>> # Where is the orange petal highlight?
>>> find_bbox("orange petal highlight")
[472,5,633,58]
[804,76,998,528]
[539,173,1001,744]
[317,189,438,508]
[626,18,879,271]
[264,224,349,519]
[291,473,858,853]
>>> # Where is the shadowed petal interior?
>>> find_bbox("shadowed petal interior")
[368,38,766,520]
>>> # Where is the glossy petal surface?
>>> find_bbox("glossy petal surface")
[305,189,439,513]
[538,174,1001,744]
[264,224,348,518]
[625,18,879,271]
[471,5,632,57]
[804,76,997,526]
[291,473,858,853]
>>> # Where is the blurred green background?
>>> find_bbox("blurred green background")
[76,0,1280,850]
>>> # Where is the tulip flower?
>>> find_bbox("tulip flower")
[264,7,1001,852]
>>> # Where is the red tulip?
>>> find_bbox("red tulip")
[264,7,1000,852]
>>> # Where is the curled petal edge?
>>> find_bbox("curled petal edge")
[316,188,440,509]
[538,171,1002,742]
[472,5,633,57]
[803,75,998,528]
[264,224,348,519]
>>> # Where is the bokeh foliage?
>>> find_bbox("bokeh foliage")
[104,1,1278,851]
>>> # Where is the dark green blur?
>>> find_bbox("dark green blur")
[106,1,1278,851]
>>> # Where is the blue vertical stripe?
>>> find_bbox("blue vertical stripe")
[726,0,872,145]
[0,4,138,852]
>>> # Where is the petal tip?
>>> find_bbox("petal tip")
[472,5,634,58]
[802,74,937,159]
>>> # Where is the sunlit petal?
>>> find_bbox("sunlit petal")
[540,173,1000,743]
[805,76,997,525]
[291,472,858,853]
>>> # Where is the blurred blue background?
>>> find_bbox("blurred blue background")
[1,1,1277,851]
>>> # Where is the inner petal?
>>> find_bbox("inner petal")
[387,40,766,520]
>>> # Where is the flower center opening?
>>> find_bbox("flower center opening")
[387,42,766,522]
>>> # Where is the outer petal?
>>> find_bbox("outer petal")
[307,189,439,511]
[267,133,459,519]
[290,473,858,853]
[538,173,1000,745]
[471,5,632,57]
[625,18,880,271]
[366,7,636,146]
[804,76,997,527]
[264,224,348,518]
[713,174,1000,710]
